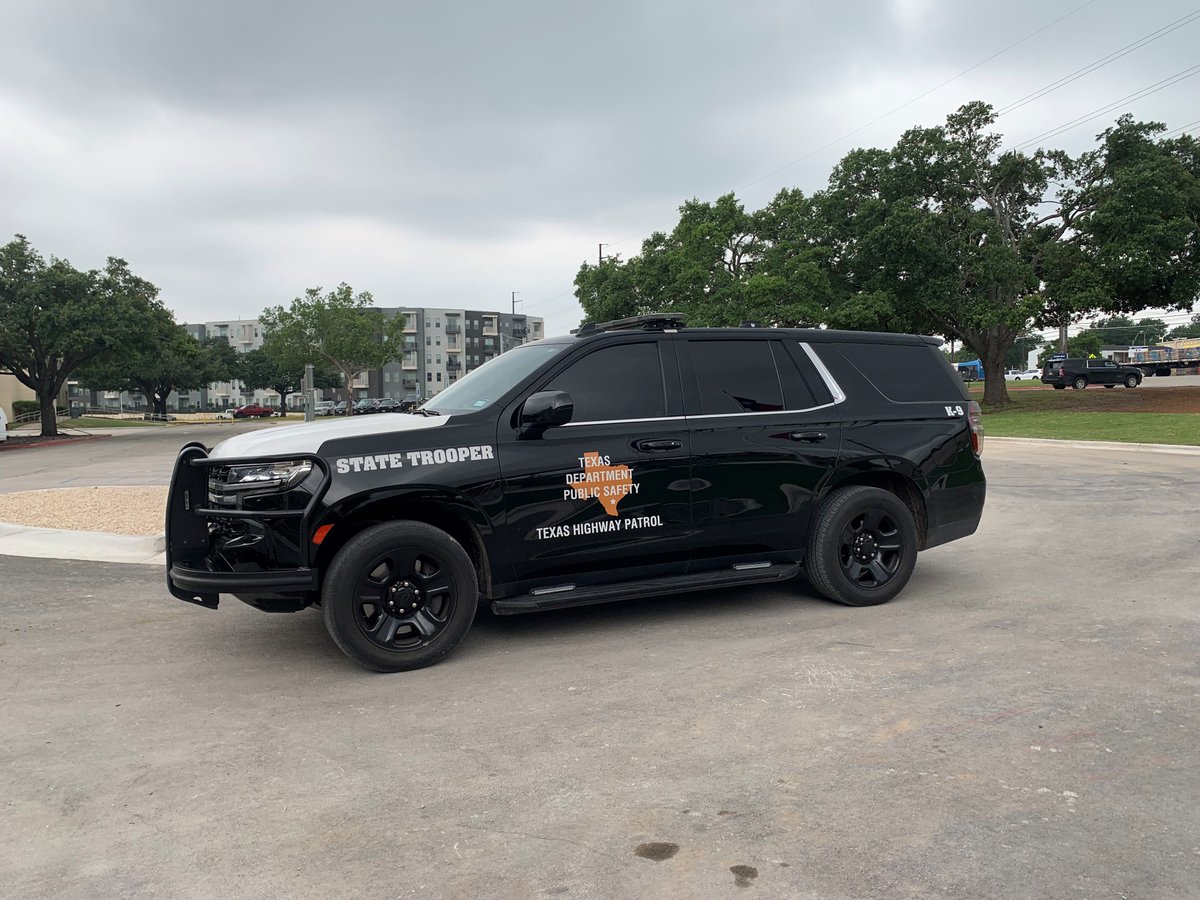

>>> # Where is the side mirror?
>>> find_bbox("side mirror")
[520,391,573,437]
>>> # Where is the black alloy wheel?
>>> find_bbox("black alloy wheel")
[805,486,918,607]
[323,522,477,671]
[1073,376,1088,390]
[1124,374,1139,388]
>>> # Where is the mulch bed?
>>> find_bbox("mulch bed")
[0,433,113,451]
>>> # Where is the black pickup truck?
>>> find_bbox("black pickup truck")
[166,315,986,672]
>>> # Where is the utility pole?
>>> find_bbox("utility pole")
[598,243,609,266]
[511,291,519,314]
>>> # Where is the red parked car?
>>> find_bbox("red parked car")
[232,404,276,419]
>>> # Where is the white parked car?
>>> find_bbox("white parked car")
[1004,368,1041,382]
[214,410,234,420]
[0,405,8,442]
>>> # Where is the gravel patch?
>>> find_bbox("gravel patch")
[0,487,168,535]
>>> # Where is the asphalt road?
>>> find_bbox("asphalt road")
[1134,373,1200,388]
[2,443,1199,899]
[0,420,281,494]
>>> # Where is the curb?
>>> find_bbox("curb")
[0,434,113,451]
[0,521,164,565]
[988,436,1200,456]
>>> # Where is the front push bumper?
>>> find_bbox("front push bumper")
[165,442,327,612]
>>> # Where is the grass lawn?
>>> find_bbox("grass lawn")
[968,385,1200,446]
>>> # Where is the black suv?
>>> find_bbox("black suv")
[166,315,986,672]
[1041,357,1143,390]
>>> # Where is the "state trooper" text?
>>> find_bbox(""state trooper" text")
[335,445,494,474]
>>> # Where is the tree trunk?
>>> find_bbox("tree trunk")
[38,387,58,437]
[981,352,1010,406]
[153,395,169,420]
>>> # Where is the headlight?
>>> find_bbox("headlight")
[223,460,313,492]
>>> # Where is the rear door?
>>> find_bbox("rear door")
[680,337,843,567]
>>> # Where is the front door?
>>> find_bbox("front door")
[495,338,693,586]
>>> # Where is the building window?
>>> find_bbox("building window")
[436,354,441,364]
[435,337,441,346]
[426,337,432,346]
[427,372,432,382]
[436,372,442,382]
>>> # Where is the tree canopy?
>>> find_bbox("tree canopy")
[260,284,405,399]
[575,103,1200,407]
[78,307,234,419]
[0,235,164,435]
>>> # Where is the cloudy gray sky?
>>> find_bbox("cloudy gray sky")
[1,0,1197,337]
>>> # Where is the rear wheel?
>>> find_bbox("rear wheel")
[805,486,918,607]
[1072,376,1088,390]
[323,521,477,672]
[1124,374,1139,388]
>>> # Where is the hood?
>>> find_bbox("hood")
[209,413,450,459]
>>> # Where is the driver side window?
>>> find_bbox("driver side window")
[543,342,666,423]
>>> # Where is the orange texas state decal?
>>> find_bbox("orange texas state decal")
[562,452,639,516]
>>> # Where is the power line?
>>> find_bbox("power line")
[1163,117,1200,138]
[996,9,1200,117]
[1013,64,1200,151]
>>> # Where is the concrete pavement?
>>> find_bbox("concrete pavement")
[1,442,1198,898]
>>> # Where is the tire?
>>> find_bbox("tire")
[1124,374,1139,389]
[804,486,918,607]
[1072,376,1088,390]
[1053,384,1066,390]
[322,522,478,672]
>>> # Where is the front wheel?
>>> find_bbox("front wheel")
[1124,374,1139,388]
[323,522,478,672]
[1072,376,1088,390]
[805,486,918,607]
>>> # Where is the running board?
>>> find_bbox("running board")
[490,562,801,615]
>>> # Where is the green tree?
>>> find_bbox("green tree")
[237,345,339,413]
[818,103,1200,406]
[1086,315,1170,346]
[260,284,405,401]
[574,191,829,328]
[1166,313,1200,340]
[78,308,234,419]
[0,235,163,436]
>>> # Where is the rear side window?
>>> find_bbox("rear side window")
[831,343,962,402]
[692,340,783,414]
[543,342,665,422]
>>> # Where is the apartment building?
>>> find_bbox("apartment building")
[368,308,543,403]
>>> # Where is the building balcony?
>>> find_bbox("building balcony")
[447,358,462,370]
[401,356,418,370]
[446,343,461,352]
[445,323,461,334]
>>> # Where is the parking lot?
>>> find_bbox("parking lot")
[2,441,1199,898]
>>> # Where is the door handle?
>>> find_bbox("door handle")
[789,431,828,443]
[634,439,683,452]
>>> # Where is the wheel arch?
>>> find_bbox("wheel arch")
[313,488,494,598]
[824,467,929,550]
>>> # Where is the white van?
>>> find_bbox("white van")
[0,405,8,442]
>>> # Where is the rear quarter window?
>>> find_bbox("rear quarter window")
[829,342,966,402]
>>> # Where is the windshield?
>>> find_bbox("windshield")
[421,342,567,414]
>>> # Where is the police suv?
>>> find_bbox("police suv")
[166,315,986,672]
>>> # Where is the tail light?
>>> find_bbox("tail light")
[967,400,984,457]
